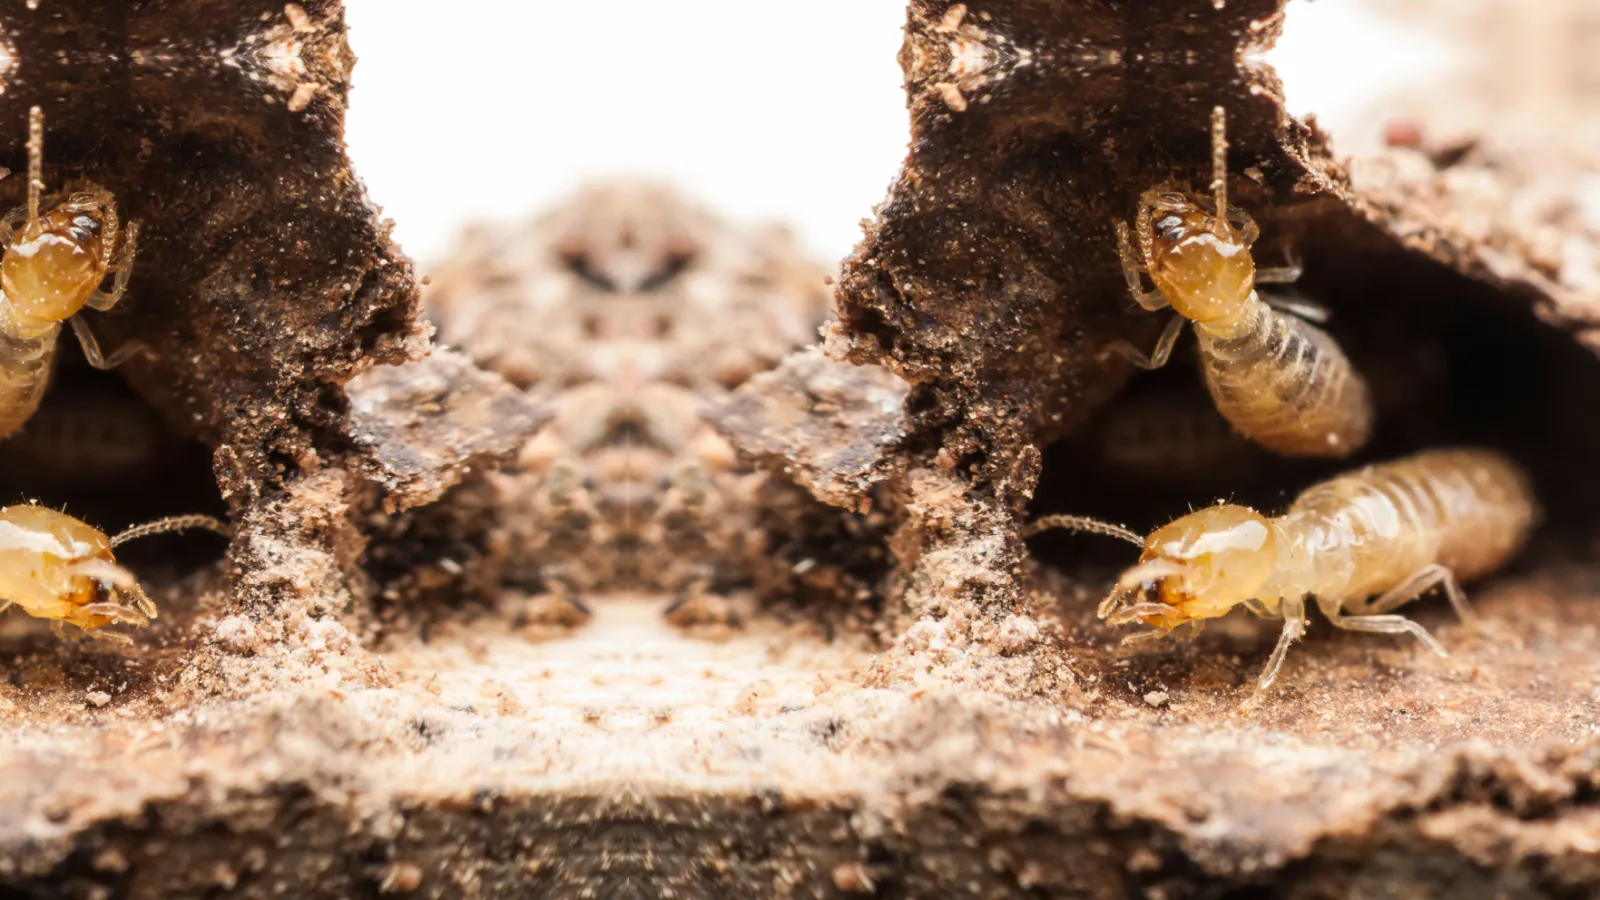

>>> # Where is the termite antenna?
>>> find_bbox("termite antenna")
[1209,105,1228,236]
[25,106,42,222]
[1022,514,1144,547]
[110,514,234,548]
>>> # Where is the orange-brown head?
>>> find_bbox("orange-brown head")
[1102,504,1278,631]
[0,192,116,337]
[1141,192,1256,330]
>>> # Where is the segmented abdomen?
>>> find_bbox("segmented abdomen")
[1196,300,1373,457]
[1281,448,1538,602]
[1092,384,1250,478]
[0,329,56,440]
[0,379,168,480]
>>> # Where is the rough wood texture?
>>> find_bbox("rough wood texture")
[0,1,426,507]
[0,2,1597,899]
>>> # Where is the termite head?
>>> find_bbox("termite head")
[1,191,118,337]
[1102,504,1277,631]
[1140,191,1255,327]
[0,505,154,638]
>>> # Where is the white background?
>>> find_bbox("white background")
[342,1,1457,268]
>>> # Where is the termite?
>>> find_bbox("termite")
[1113,107,1374,457]
[0,106,144,439]
[0,507,230,643]
[1087,381,1254,481]
[1083,345,1449,482]
[1029,448,1538,702]
[0,378,175,486]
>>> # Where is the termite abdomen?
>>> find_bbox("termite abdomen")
[1198,300,1374,457]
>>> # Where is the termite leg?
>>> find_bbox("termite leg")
[1224,205,1261,246]
[71,317,151,370]
[86,221,139,311]
[1115,220,1169,311]
[1255,244,1302,284]
[0,205,28,246]
[1321,606,1448,659]
[1107,314,1185,370]
[1241,598,1275,618]
[1256,265,1304,286]
[80,626,134,645]
[1261,292,1330,324]
[1355,563,1475,624]
[1251,594,1307,701]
